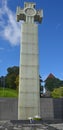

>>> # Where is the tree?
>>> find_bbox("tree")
[5,66,19,89]
[0,77,1,87]
[0,76,5,88]
[51,87,63,98]
[45,73,63,91]
[15,75,19,91]
[7,66,19,76]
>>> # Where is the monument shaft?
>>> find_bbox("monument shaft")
[18,23,40,119]
[17,2,43,119]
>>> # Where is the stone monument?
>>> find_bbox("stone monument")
[16,2,43,120]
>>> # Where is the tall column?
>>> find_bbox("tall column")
[16,2,43,120]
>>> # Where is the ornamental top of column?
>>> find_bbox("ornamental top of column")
[16,2,43,23]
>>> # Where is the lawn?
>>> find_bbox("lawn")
[0,88,18,97]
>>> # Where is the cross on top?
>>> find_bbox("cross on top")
[16,2,43,23]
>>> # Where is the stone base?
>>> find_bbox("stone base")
[0,120,48,130]
[0,120,63,130]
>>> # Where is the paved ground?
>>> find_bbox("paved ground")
[49,123,63,130]
[0,120,63,130]
[0,121,48,130]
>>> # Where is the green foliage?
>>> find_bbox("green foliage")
[15,75,19,91]
[1,65,63,98]
[0,76,5,88]
[51,87,63,98]
[0,88,18,97]
[6,74,16,89]
[34,116,42,121]
[5,66,19,89]
[45,78,63,91]
[7,66,19,75]
[34,118,42,121]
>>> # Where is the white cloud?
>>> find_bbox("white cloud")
[0,0,21,46]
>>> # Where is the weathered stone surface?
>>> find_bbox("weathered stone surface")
[0,121,49,130]
[17,2,43,120]
[0,120,63,130]
[0,98,18,120]
[0,98,63,121]
[49,123,63,130]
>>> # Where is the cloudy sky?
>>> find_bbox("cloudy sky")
[0,0,63,80]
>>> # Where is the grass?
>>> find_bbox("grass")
[0,87,18,97]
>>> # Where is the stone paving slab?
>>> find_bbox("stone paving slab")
[49,123,63,130]
[0,121,63,130]
[0,121,48,130]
